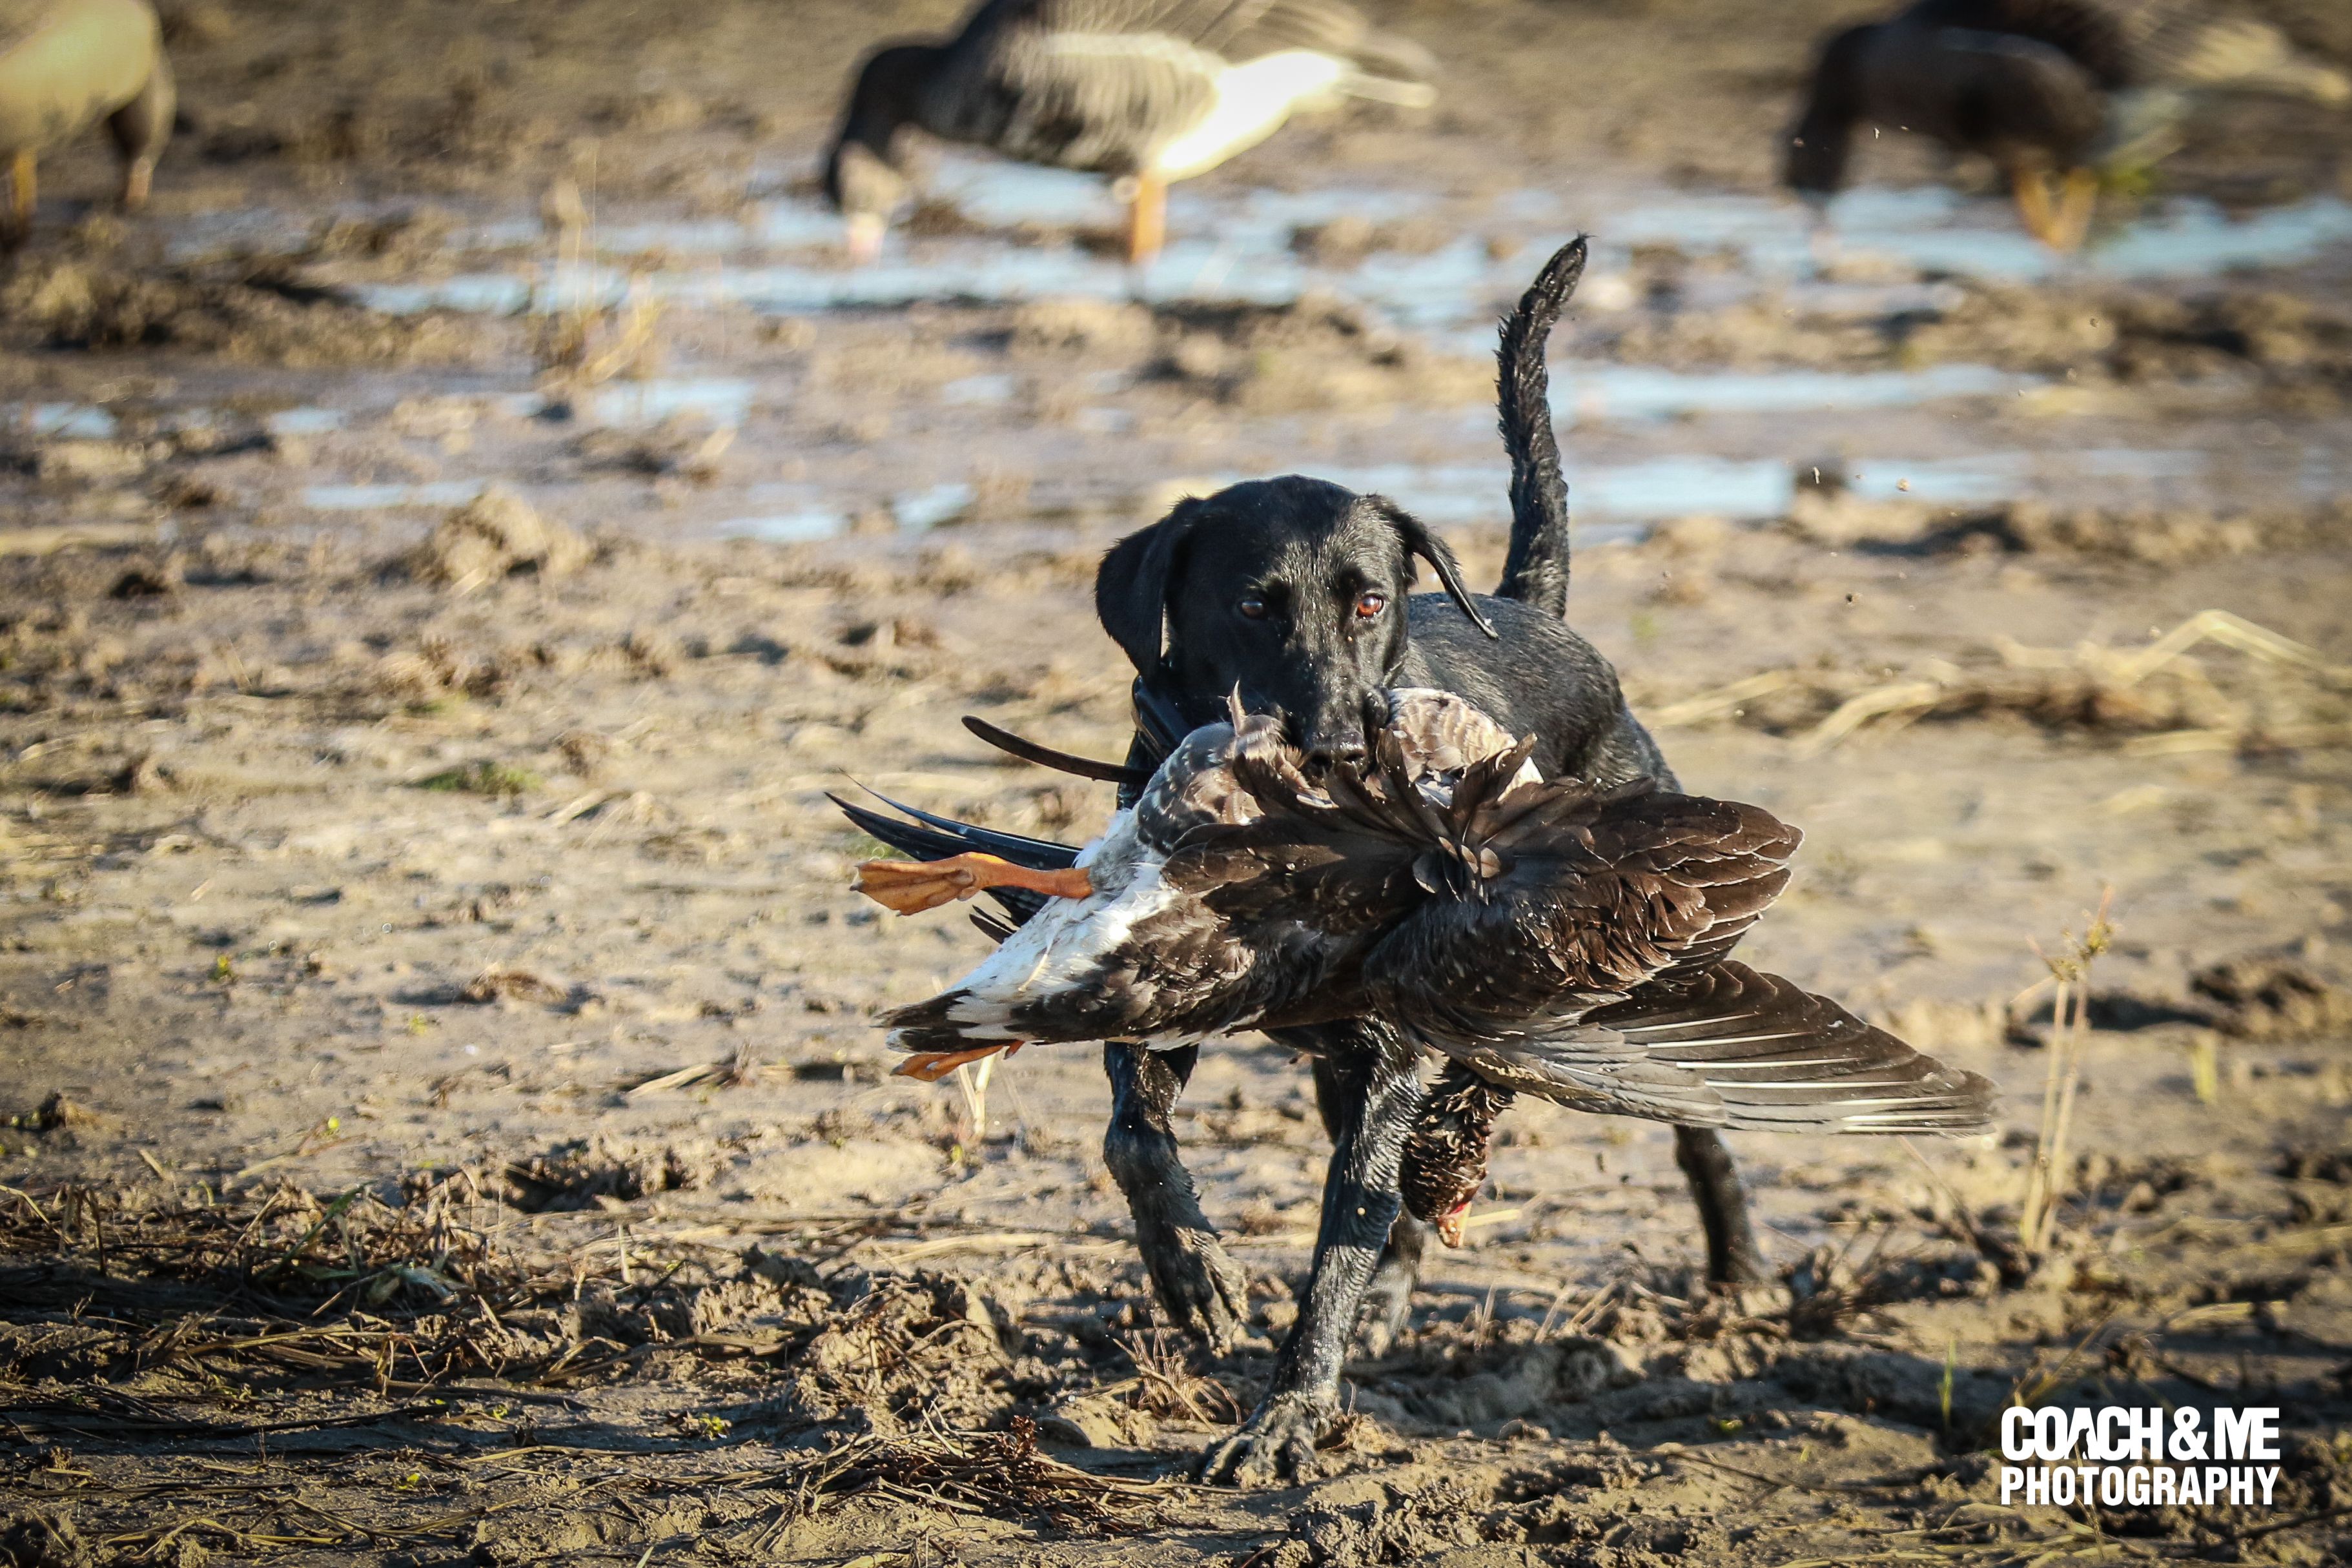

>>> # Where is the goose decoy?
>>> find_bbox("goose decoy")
[0,0,173,242]
[1784,0,2351,250]
[844,689,1994,1241]
[823,0,1436,265]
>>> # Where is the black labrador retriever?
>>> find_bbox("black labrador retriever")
[1092,239,1768,1484]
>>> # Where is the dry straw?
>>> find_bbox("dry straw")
[2018,890,2116,1256]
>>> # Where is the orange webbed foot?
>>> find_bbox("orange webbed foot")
[894,1043,1023,1081]
[852,852,1092,915]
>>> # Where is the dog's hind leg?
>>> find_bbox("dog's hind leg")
[1675,1125,1768,1287]
[1103,1041,1247,1351]
[1310,1051,1427,1356]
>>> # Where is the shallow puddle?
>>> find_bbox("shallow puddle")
[580,377,759,429]
[302,480,485,511]
[1548,361,2034,425]
[19,403,121,439]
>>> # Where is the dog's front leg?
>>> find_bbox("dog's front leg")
[1195,1019,1418,1487]
[1309,1051,1427,1356]
[1102,1041,1248,1350]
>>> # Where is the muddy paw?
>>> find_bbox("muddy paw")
[1139,1217,1248,1353]
[1193,1389,1335,1487]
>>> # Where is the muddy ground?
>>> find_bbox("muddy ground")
[4,1,2352,1563]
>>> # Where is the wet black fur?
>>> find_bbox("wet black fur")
[1083,239,1768,1483]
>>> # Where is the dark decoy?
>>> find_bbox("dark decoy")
[847,690,1993,1255]
[0,0,173,243]
[823,0,1435,264]
[1785,0,2350,249]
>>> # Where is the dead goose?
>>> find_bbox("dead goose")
[1785,0,2350,250]
[844,691,1994,1239]
[0,0,173,241]
[823,0,1436,265]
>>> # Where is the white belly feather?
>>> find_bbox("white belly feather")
[1152,49,1350,180]
[921,806,1192,1044]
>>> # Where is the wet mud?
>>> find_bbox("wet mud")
[3,1,2349,1563]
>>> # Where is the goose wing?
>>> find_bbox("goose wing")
[968,1,1430,72]
[1362,782,1802,1040]
[929,1,1227,170]
[2123,4,2348,97]
[932,1,1433,169]
[1427,962,1996,1133]
[1903,0,2135,85]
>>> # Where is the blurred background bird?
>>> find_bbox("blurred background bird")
[823,0,1437,266]
[1784,0,2351,250]
[0,0,173,243]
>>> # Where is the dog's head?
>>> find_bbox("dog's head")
[1096,476,1491,770]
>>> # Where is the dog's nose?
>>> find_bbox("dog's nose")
[1302,736,1367,776]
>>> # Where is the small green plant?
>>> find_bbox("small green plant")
[211,954,234,984]
[414,761,542,798]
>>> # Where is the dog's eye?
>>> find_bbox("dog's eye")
[1236,596,1269,620]
[1355,591,1389,619]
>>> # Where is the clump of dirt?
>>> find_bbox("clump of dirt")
[460,965,573,1006]
[1274,1478,1488,1567]
[577,1274,784,1346]
[1639,609,2349,753]
[773,1420,1169,1532]
[2087,287,2352,393]
[300,205,457,263]
[2192,956,2352,1039]
[32,1092,112,1132]
[0,1509,91,1568]
[1148,294,1488,411]
[1792,491,2352,564]
[572,416,733,481]
[1589,278,2352,398]
[0,247,479,367]
[1289,213,1454,267]
[1387,1335,1646,1429]
[401,488,593,593]
[1007,297,1159,358]
[776,1268,1017,1432]
[500,1137,721,1211]
[2282,1146,2352,1183]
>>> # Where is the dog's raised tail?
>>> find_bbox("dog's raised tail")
[1494,236,1587,618]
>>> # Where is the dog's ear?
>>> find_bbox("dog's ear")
[1372,498,1498,639]
[1096,501,1200,671]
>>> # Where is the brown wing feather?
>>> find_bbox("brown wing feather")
[1365,788,1803,1035]
[1498,962,1998,1132]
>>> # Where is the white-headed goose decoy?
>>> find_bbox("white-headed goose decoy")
[1785,0,2350,250]
[0,0,174,242]
[823,0,1436,265]
[841,689,1993,1245]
